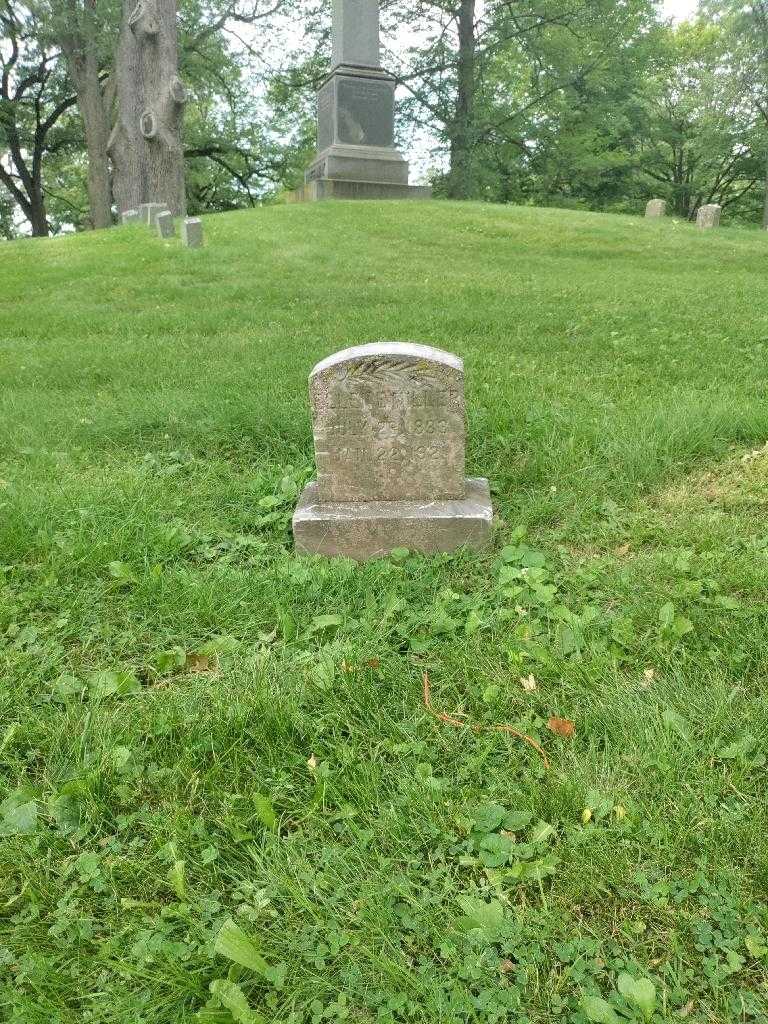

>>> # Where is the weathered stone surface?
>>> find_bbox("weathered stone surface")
[140,202,169,226]
[294,478,493,560]
[697,204,722,229]
[121,208,141,224]
[315,74,399,166]
[307,144,409,185]
[311,342,466,503]
[645,199,667,218]
[156,211,175,238]
[332,0,380,70]
[288,179,432,202]
[181,217,203,248]
[309,66,405,186]
[292,342,492,560]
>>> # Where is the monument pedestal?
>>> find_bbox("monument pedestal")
[294,478,493,560]
[288,179,432,203]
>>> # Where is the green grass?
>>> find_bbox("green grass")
[1,201,768,1024]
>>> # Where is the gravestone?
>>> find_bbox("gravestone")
[182,217,203,248]
[296,0,431,202]
[156,211,175,238]
[697,204,722,230]
[121,208,141,224]
[645,199,666,218]
[140,202,169,226]
[293,342,492,559]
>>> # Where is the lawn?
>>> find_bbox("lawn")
[1,200,767,1024]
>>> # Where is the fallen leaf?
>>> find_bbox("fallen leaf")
[547,717,575,738]
[581,808,593,824]
[499,959,515,974]
[364,657,381,670]
[307,753,318,771]
[640,667,655,689]
[187,653,217,674]
[615,543,631,557]
[679,1001,695,1018]
[520,674,537,692]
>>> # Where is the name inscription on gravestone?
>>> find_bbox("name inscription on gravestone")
[311,344,466,502]
[336,77,395,148]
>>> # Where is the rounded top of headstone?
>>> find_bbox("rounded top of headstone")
[311,342,463,379]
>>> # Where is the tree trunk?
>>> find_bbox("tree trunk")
[447,0,476,200]
[61,43,114,229]
[28,204,49,236]
[110,0,187,216]
[762,146,768,229]
[28,174,49,237]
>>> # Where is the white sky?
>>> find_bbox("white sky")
[664,0,699,18]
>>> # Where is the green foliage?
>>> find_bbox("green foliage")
[214,919,270,975]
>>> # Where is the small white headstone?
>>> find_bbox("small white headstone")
[645,199,666,218]
[697,204,722,230]
[182,217,204,248]
[156,211,175,239]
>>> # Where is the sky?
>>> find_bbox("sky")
[664,0,699,17]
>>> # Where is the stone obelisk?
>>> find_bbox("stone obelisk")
[296,0,431,201]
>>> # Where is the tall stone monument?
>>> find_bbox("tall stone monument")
[293,342,493,559]
[293,0,431,202]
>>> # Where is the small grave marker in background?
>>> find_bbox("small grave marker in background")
[156,211,175,239]
[697,204,722,230]
[182,217,204,248]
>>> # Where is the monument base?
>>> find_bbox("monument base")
[293,478,493,560]
[307,143,410,185]
[288,179,432,203]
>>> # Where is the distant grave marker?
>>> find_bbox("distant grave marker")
[156,211,175,239]
[697,204,722,230]
[182,217,204,248]
[140,203,169,226]
[293,342,492,559]
[645,199,667,218]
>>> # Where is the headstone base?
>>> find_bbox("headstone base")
[288,178,432,203]
[293,477,492,560]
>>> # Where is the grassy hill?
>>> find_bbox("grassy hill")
[1,201,768,1023]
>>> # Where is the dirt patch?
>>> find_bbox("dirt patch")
[656,441,768,510]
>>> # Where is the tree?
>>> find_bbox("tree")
[53,0,119,229]
[638,20,762,220]
[109,0,186,215]
[706,0,768,225]
[0,1,79,235]
[384,0,657,202]
[181,0,321,208]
